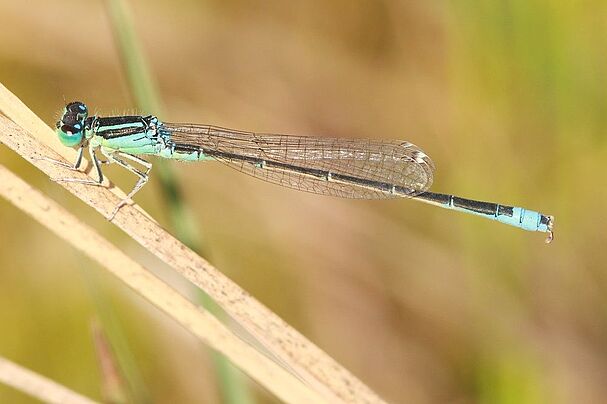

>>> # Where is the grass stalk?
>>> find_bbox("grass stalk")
[0,356,98,404]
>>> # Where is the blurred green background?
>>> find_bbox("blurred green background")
[0,0,606,403]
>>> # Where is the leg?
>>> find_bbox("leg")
[90,142,104,183]
[100,149,152,219]
[53,143,106,186]
[35,145,85,170]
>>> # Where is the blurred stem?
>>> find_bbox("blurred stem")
[104,0,252,402]
[90,318,132,404]
[83,267,149,403]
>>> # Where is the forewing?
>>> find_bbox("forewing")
[164,123,435,199]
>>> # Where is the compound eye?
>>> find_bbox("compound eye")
[66,101,88,117]
[60,124,77,135]
[58,122,84,147]
[60,121,83,136]
[62,114,78,126]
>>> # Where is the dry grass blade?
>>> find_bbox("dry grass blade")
[0,356,98,404]
[0,158,323,403]
[0,83,385,403]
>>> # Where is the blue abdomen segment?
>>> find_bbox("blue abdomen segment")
[414,192,554,241]
[497,207,549,232]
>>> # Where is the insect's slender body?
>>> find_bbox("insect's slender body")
[55,101,554,242]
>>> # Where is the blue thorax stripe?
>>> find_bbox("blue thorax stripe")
[94,116,153,139]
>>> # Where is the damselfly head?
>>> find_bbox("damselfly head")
[56,101,88,148]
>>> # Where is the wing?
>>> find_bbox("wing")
[163,123,435,199]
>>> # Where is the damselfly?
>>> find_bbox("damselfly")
[53,101,554,242]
